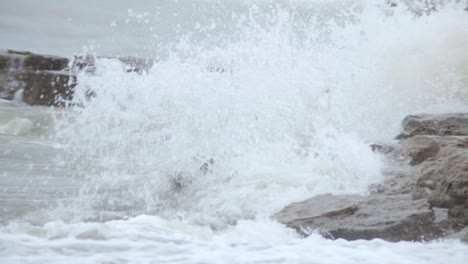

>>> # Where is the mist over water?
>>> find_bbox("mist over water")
[1,0,468,263]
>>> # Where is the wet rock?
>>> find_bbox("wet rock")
[1,50,74,105]
[22,53,69,71]
[273,194,442,242]
[0,70,23,100]
[16,70,77,106]
[396,113,468,139]
[1,50,69,71]
[370,144,396,154]
[0,55,8,70]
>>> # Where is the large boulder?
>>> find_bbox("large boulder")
[273,194,443,241]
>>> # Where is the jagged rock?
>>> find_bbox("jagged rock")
[273,194,442,242]
[396,113,468,139]
[277,113,468,242]
[414,145,468,226]
[15,70,77,106]
[391,113,468,231]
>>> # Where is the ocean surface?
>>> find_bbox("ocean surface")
[1,0,468,263]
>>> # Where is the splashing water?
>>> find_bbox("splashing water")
[1,1,468,263]
[53,1,468,226]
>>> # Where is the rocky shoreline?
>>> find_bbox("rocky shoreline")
[274,113,468,242]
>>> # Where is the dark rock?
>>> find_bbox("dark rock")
[22,54,69,71]
[0,52,23,70]
[1,50,69,71]
[396,113,468,139]
[15,70,77,106]
[7,50,33,56]
[370,144,396,154]
[1,50,74,105]
[0,55,8,70]
[273,194,443,241]
[0,70,23,100]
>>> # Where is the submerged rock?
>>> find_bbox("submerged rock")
[273,194,442,241]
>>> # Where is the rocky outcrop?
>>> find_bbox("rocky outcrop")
[274,194,442,241]
[397,113,468,139]
[0,50,155,106]
[0,50,74,106]
[273,113,468,242]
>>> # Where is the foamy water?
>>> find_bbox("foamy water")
[1,1,468,263]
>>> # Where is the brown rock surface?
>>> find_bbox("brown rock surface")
[15,70,77,106]
[397,113,468,139]
[275,113,468,242]
[273,194,442,241]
